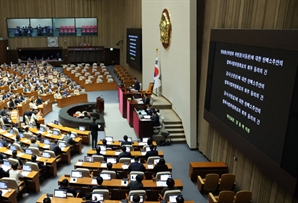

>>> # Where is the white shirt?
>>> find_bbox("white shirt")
[29,102,37,110]
[9,169,24,183]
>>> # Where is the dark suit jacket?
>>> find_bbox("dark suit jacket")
[153,164,169,176]
[91,185,108,191]
[121,141,132,146]
[128,162,146,172]
[89,122,99,136]
[134,81,140,91]
[145,150,158,160]
[128,181,143,191]
[117,152,132,162]
[50,143,62,156]
[59,186,77,197]
[0,167,9,178]
[36,98,43,106]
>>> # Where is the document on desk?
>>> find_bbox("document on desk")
[23,139,30,143]
[17,153,24,157]
[76,161,83,166]
[138,142,146,146]
[115,151,120,155]
[0,189,8,196]
[122,165,129,169]
[141,152,146,156]
[5,150,12,155]
[91,178,97,185]
[156,181,167,187]
[101,163,107,167]
[147,165,154,169]
[21,171,30,176]
[43,145,50,149]
[45,134,52,137]
[4,133,13,137]
[0,129,5,133]
[36,156,41,161]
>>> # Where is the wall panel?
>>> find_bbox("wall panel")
[198,0,298,202]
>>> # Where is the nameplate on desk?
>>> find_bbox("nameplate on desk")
[45,134,52,137]
[141,152,146,156]
[91,179,97,184]
[101,163,107,167]
[43,145,50,148]
[36,156,41,161]
[147,165,154,169]
[156,181,167,187]
[115,152,120,155]
[70,178,77,183]
[76,162,83,166]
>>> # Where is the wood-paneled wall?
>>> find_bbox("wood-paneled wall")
[198,0,298,203]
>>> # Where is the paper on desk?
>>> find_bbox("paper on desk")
[17,153,24,157]
[122,165,129,169]
[138,142,146,146]
[36,156,41,160]
[101,163,107,168]
[76,162,83,166]
[46,134,52,137]
[5,150,12,155]
[4,133,13,137]
[101,151,106,155]
[21,171,30,177]
[2,165,10,172]
[36,131,43,134]
[0,129,5,133]
[1,189,8,196]
[156,181,167,187]
[23,139,30,143]
[115,152,120,155]
[107,141,112,145]
[43,145,50,148]
[141,152,146,156]
[147,165,154,169]
[91,179,97,184]
[121,180,128,186]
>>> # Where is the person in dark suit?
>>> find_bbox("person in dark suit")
[0,159,9,178]
[0,107,8,116]
[153,158,169,176]
[31,155,47,176]
[59,179,78,197]
[121,135,132,146]
[161,178,177,196]
[128,156,145,172]
[143,93,150,105]
[93,146,107,162]
[43,197,51,203]
[176,195,185,203]
[133,78,140,91]
[145,145,158,161]
[91,176,108,191]
[151,110,160,126]
[89,117,99,148]
[83,192,100,203]
[50,139,62,156]
[128,174,144,191]
[11,150,23,167]
[35,96,44,106]
[117,146,132,162]
[132,194,141,203]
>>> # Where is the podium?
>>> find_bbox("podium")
[127,98,145,127]
[118,86,139,118]
[133,108,152,138]
[96,97,104,113]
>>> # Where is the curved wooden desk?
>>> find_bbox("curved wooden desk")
[85,82,118,92]
[56,94,88,108]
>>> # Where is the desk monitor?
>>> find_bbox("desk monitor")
[92,193,104,201]
[79,126,85,131]
[53,130,59,135]
[126,146,131,152]
[54,189,67,198]
[142,137,149,143]
[169,195,178,203]
[44,139,50,145]
[10,145,16,151]
[130,158,140,163]
[127,137,132,142]
[0,142,3,148]
[0,181,8,189]
[106,157,116,164]
[84,156,94,163]
[3,160,10,167]
[130,195,144,202]
[98,145,106,151]
[154,158,160,164]
[42,152,51,158]
[100,173,111,180]
[105,136,113,142]
[58,142,66,149]
[53,120,59,125]
[145,146,150,152]
[70,133,76,138]
[25,149,33,155]
[22,164,32,172]
[160,174,172,181]
[19,133,24,138]
[71,170,82,178]
[130,174,137,181]
[9,129,14,134]
[2,126,6,130]
[39,127,45,132]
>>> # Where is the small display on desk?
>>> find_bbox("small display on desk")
[53,120,59,125]
[105,136,113,142]
[92,193,104,201]
[39,127,45,132]
[0,143,3,148]
[9,129,14,134]
[42,152,51,158]
[44,139,50,145]
[22,164,32,172]
[84,156,94,163]
[100,173,111,180]
[106,157,116,164]
[25,149,33,155]
[130,195,144,202]
[160,174,172,181]
[19,133,24,138]
[58,142,66,149]
[79,126,85,131]
[2,126,7,130]
[0,181,8,189]
[130,174,137,181]
[10,145,16,151]
[154,158,160,165]
[142,137,149,143]
[98,145,106,151]
[52,130,60,135]
[54,189,67,198]
[71,170,82,178]
[169,195,178,203]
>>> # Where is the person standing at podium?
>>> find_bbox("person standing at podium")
[90,117,99,148]
[133,78,140,91]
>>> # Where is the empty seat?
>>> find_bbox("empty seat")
[234,190,252,203]
[218,173,235,191]
[198,173,220,193]
[208,191,235,203]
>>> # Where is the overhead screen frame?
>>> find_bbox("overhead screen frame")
[126,28,142,71]
[204,29,298,195]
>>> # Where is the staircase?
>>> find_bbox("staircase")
[164,120,186,143]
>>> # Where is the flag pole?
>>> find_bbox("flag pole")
[155,48,158,96]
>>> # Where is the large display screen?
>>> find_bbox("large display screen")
[126,28,142,71]
[204,30,298,195]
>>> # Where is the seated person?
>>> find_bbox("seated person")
[31,154,47,176]
[29,100,38,110]
[104,162,120,178]
[59,179,78,197]
[93,146,107,162]
[128,156,145,172]
[9,163,29,197]
[153,158,169,176]
[121,135,132,145]
[143,93,150,105]
[91,176,108,191]
[54,90,62,99]
[176,195,184,203]
[11,150,23,167]
[83,192,101,203]
[151,110,160,126]
[14,135,26,152]
[82,111,90,120]
[36,96,44,106]
[8,98,16,109]
[145,145,158,160]
[50,139,62,156]
[0,159,9,178]
[128,174,143,191]
[29,137,39,148]
[132,194,141,203]
[102,139,113,150]
[117,146,132,162]
[62,132,75,145]
[36,133,44,143]
[43,197,51,203]
[161,178,176,196]
[3,114,12,125]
